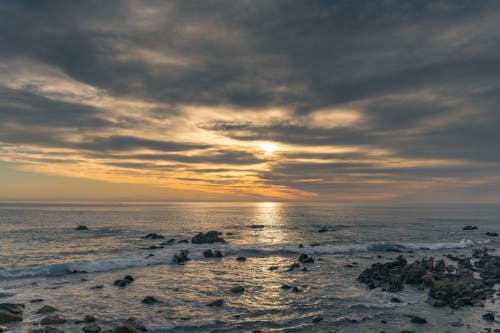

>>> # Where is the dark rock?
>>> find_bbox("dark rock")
[203,249,223,258]
[310,243,320,247]
[75,225,88,230]
[113,275,134,287]
[291,286,302,293]
[40,315,66,325]
[75,315,97,324]
[226,232,234,235]
[0,303,24,323]
[30,298,44,303]
[463,225,477,230]
[191,231,226,244]
[281,284,292,290]
[177,239,189,243]
[37,305,57,314]
[249,225,265,229]
[357,256,407,292]
[162,238,176,245]
[173,250,190,264]
[482,313,495,321]
[236,256,247,262]
[318,228,328,233]
[268,266,279,271]
[390,297,401,303]
[207,299,224,307]
[142,233,164,239]
[83,323,101,333]
[410,316,427,324]
[298,254,314,263]
[112,316,145,333]
[28,328,65,333]
[298,244,304,248]
[287,262,301,271]
[312,316,323,323]
[142,296,158,304]
[486,232,498,237]
[91,285,104,289]
[301,267,308,272]
[230,286,245,293]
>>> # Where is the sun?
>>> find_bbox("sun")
[260,142,278,155]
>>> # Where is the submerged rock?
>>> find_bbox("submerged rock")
[191,231,226,244]
[142,233,165,239]
[318,228,328,233]
[113,275,134,287]
[482,313,495,321]
[236,256,247,262]
[230,286,245,293]
[36,305,57,314]
[312,316,323,323]
[0,303,24,323]
[173,250,190,264]
[207,299,224,307]
[462,225,477,230]
[142,296,158,304]
[40,315,66,325]
[203,249,223,258]
[75,225,88,230]
[486,232,498,237]
[298,254,314,263]
[410,316,427,324]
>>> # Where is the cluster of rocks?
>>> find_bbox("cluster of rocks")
[173,250,190,264]
[113,275,134,288]
[203,249,223,258]
[191,231,226,244]
[0,303,23,323]
[358,248,500,308]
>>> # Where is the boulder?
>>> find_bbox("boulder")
[191,231,226,244]
[0,303,24,323]
[298,254,314,263]
[40,315,66,325]
[230,286,245,293]
[203,249,223,258]
[486,232,498,237]
[173,250,190,264]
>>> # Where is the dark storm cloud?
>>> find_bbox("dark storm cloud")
[1,0,500,200]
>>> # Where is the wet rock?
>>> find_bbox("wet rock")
[113,275,134,287]
[140,245,164,250]
[177,239,189,244]
[91,285,104,289]
[162,238,176,245]
[486,232,498,237]
[142,296,158,304]
[203,249,223,258]
[482,313,495,321]
[357,256,407,292]
[142,233,164,239]
[29,327,65,333]
[112,316,145,333]
[291,286,302,293]
[281,284,292,290]
[287,263,301,272]
[230,286,245,293]
[173,250,190,264]
[410,316,427,324]
[298,254,314,263]
[463,225,477,230]
[310,243,320,247]
[0,303,24,323]
[298,244,304,248]
[429,276,493,308]
[226,232,235,236]
[83,323,101,333]
[236,256,247,262]
[75,315,97,324]
[37,305,57,314]
[207,299,224,307]
[312,316,323,323]
[318,228,328,233]
[268,266,279,271]
[40,315,66,325]
[30,298,44,303]
[390,297,401,303]
[75,225,88,230]
[249,225,265,229]
[191,231,226,244]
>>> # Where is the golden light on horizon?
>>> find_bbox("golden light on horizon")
[260,142,278,155]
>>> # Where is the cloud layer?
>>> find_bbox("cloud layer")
[1,0,499,201]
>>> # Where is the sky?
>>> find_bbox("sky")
[0,0,499,202]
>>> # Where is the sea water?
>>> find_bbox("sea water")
[0,202,498,332]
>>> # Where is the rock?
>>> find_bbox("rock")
[0,303,24,323]
[287,263,301,271]
[298,254,314,263]
[390,297,401,303]
[463,225,477,230]
[112,317,145,333]
[357,256,407,292]
[142,233,164,239]
[112,327,135,333]
[203,249,223,258]
[410,316,427,324]
[75,225,88,230]
[41,315,66,325]
[177,239,189,243]
[310,242,320,247]
[230,286,245,293]
[281,284,292,290]
[207,299,224,307]
[291,286,302,293]
[226,232,234,235]
[173,250,190,264]
[113,275,134,287]
[191,231,226,244]
[29,327,65,333]
[249,225,264,229]
[142,296,158,304]
[91,285,104,289]
[236,256,247,262]
[30,298,44,303]
[482,313,495,321]
[298,244,304,248]
[75,315,97,324]
[486,232,498,237]
[312,316,323,323]
[269,266,279,271]
[162,238,176,245]
[37,305,57,314]
[83,323,101,333]
[318,228,328,233]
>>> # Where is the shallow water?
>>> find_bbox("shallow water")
[0,202,499,332]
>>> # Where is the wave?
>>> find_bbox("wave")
[0,239,489,280]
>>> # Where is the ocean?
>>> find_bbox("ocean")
[0,202,498,332]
